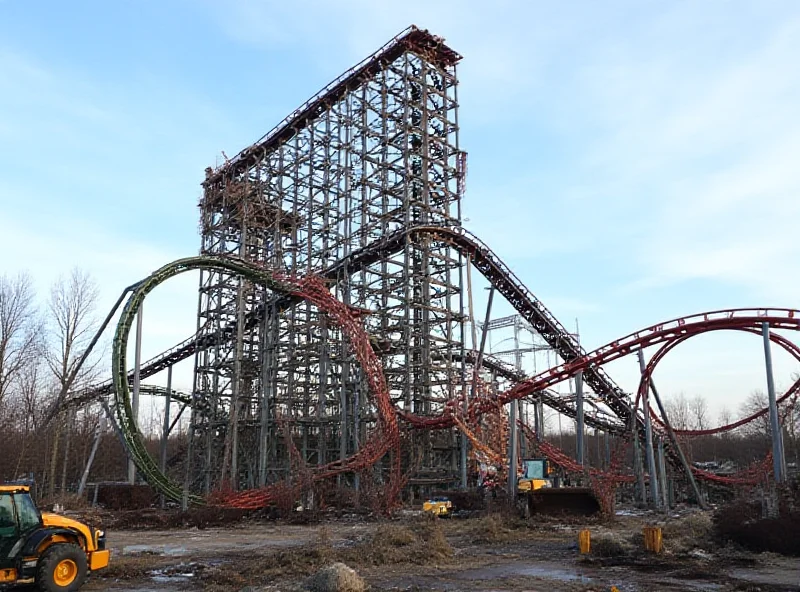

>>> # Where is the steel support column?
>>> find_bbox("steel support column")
[645,372,706,509]
[576,371,585,467]
[637,349,660,508]
[762,322,786,483]
[657,436,669,510]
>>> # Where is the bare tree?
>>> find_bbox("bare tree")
[44,269,100,496]
[44,268,101,392]
[10,359,52,479]
[0,273,40,406]
[14,358,49,435]
[690,395,709,431]
[718,405,733,439]
[664,392,691,431]
[739,390,771,438]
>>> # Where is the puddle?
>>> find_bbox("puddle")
[152,573,194,583]
[149,561,204,583]
[122,544,189,556]
[615,509,646,517]
[730,566,800,588]
[454,561,593,583]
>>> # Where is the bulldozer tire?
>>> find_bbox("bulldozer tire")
[36,543,88,592]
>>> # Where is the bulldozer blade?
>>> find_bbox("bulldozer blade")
[528,487,601,516]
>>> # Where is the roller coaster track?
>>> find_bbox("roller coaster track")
[74,225,632,430]
[113,254,799,506]
[70,224,660,486]
[70,225,799,504]
[310,225,631,428]
[111,256,401,504]
[459,350,625,435]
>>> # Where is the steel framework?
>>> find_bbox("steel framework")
[190,26,467,493]
[65,27,797,509]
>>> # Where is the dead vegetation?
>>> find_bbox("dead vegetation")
[101,516,453,591]
[662,511,714,554]
[200,518,452,588]
[339,517,453,566]
[462,513,525,544]
[96,501,800,592]
[101,552,166,581]
[714,498,800,556]
[449,506,610,546]
[109,506,254,530]
[581,511,716,562]
[590,535,627,557]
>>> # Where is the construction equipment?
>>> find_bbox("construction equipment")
[0,485,109,591]
[516,458,601,518]
[422,496,452,517]
[517,458,554,493]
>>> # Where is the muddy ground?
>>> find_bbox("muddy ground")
[69,508,799,592]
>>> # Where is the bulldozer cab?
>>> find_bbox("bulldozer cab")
[0,487,43,566]
[0,488,44,530]
[520,458,551,480]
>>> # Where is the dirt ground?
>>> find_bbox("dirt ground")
[73,508,799,592]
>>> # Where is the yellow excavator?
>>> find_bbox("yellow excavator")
[517,459,600,518]
[0,484,110,591]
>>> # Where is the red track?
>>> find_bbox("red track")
[399,309,798,427]
[218,306,799,508]
[216,276,402,509]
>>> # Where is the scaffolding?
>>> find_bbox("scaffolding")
[188,26,467,494]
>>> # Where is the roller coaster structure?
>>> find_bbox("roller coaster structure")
[108,253,799,506]
[67,26,797,508]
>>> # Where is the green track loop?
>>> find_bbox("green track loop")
[112,256,299,504]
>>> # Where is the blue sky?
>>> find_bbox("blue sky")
[1,0,799,421]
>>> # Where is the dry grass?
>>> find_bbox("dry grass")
[457,511,533,544]
[126,517,456,591]
[663,512,713,539]
[340,517,453,566]
[590,535,627,557]
[662,511,713,553]
[198,548,330,589]
[467,514,508,544]
[374,523,415,546]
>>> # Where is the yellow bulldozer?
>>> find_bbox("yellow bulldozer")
[0,484,110,591]
[516,458,600,518]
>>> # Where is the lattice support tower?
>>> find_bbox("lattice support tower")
[189,26,467,495]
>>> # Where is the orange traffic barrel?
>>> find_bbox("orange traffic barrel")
[643,526,663,553]
[578,529,591,554]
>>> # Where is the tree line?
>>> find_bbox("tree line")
[0,269,134,498]
[545,390,800,472]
